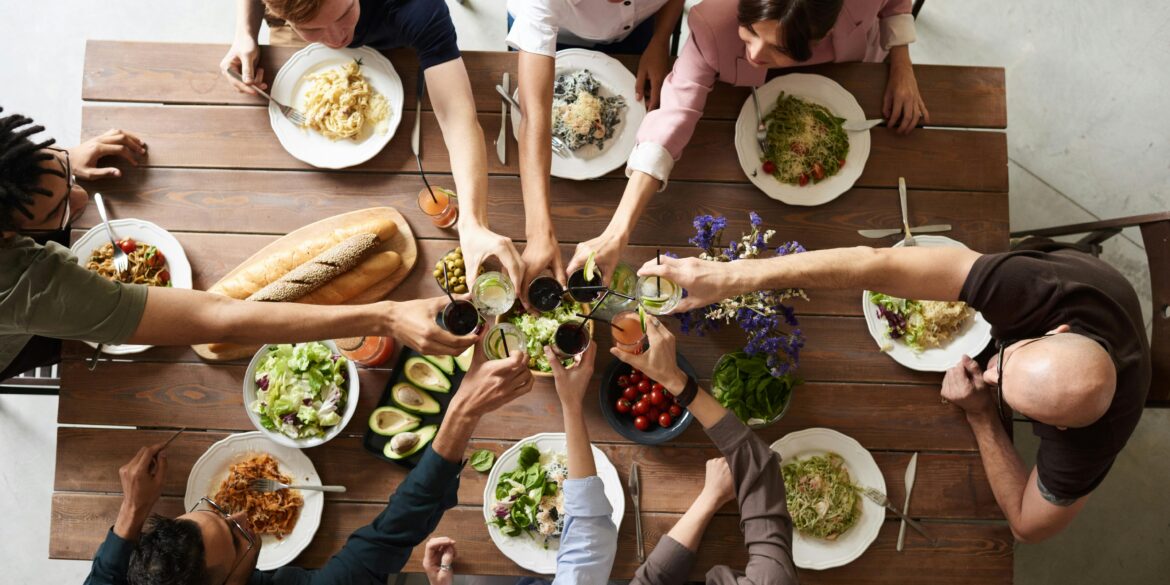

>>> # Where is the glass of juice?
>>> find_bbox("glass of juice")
[635,274,682,315]
[611,310,647,354]
[551,321,591,359]
[527,275,564,312]
[483,323,527,360]
[418,186,459,229]
[435,299,482,336]
[567,267,605,303]
[471,271,517,317]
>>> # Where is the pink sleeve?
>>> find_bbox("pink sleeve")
[879,0,913,17]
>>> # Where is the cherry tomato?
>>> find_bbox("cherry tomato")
[117,238,136,253]
[812,161,826,181]
[628,373,642,385]
[631,369,642,378]
[634,416,651,431]
[651,382,665,393]
[647,407,661,420]
[615,399,632,415]
[158,270,171,285]
[649,389,665,406]
[632,400,649,416]
[838,158,846,168]
[622,386,639,401]
[617,375,629,387]
[669,404,683,417]
[637,380,651,394]
[658,412,673,428]
[146,249,166,268]
[798,173,810,187]
[761,160,776,175]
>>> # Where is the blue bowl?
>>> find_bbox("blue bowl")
[598,353,697,445]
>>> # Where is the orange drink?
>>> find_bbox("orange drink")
[418,186,459,228]
[611,310,647,354]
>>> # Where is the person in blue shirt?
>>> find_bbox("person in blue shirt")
[83,347,535,585]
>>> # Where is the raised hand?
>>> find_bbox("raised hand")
[422,536,457,585]
[637,255,737,313]
[548,343,596,409]
[386,297,478,356]
[609,315,687,393]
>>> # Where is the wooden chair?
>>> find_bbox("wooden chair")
[1011,212,1170,406]
[0,363,60,396]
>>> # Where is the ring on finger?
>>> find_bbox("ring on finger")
[439,563,453,572]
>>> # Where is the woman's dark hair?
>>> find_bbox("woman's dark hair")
[0,107,61,232]
[737,0,845,62]
[128,515,211,585]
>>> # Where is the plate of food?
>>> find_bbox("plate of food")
[483,433,624,574]
[185,432,323,571]
[511,48,646,180]
[497,299,593,377]
[70,218,193,355]
[269,43,404,169]
[735,73,869,206]
[862,235,993,371]
[770,428,884,570]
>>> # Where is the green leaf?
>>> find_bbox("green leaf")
[517,444,540,469]
[470,450,496,473]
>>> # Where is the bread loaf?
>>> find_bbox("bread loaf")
[246,233,380,302]
[298,251,401,304]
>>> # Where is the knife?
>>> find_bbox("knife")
[497,72,508,164]
[897,452,918,552]
[629,462,644,563]
[856,224,952,239]
[843,118,926,132]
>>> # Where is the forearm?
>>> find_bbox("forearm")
[431,407,478,463]
[602,171,660,241]
[112,499,150,541]
[517,51,556,239]
[888,44,913,71]
[666,494,721,551]
[966,412,1031,532]
[650,0,685,44]
[562,404,597,478]
[235,0,264,40]
[660,370,727,429]
[427,60,491,229]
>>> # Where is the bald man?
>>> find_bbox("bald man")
[641,238,1150,543]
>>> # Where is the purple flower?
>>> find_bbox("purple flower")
[749,211,763,227]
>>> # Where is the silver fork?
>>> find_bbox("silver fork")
[93,193,129,274]
[226,68,306,126]
[898,177,916,247]
[249,478,347,493]
[494,84,570,158]
[855,484,936,545]
[550,135,571,158]
[750,87,768,154]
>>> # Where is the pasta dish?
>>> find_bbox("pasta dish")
[552,70,626,151]
[760,92,849,186]
[782,453,861,540]
[869,292,974,351]
[87,239,171,286]
[211,454,303,538]
[301,59,390,141]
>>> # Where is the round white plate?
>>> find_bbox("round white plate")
[70,218,193,355]
[511,48,646,180]
[735,73,870,206]
[243,340,360,449]
[862,235,993,371]
[270,43,404,169]
[483,432,625,574]
[771,428,885,570]
[185,432,323,571]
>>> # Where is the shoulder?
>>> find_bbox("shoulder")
[688,0,740,42]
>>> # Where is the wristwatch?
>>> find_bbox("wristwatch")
[675,375,699,408]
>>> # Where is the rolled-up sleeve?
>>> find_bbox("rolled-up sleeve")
[552,476,618,585]
[878,0,916,49]
[630,535,696,585]
[506,0,559,57]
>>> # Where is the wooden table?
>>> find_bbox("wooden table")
[52,41,1011,583]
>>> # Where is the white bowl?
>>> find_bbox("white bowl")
[243,340,359,448]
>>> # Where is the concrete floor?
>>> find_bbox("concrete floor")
[1,1,1167,583]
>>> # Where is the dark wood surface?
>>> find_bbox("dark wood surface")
[53,41,1012,582]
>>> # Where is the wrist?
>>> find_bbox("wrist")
[888,46,912,70]
[694,491,725,514]
[114,501,149,540]
[964,406,998,427]
[662,368,688,395]
[379,301,400,337]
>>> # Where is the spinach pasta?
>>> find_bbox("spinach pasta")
[782,452,861,540]
[760,92,849,186]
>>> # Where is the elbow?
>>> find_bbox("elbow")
[1010,523,1057,544]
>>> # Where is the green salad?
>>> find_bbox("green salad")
[488,444,567,546]
[251,342,348,440]
[782,453,861,540]
[713,352,794,425]
[507,300,585,372]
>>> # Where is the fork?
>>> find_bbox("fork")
[898,177,916,247]
[855,484,936,545]
[550,135,571,158]
[494,84,570,158]
[93,193,129,274]
[226,68,306,126]
[750,87,768,154]
[249,478,347,493]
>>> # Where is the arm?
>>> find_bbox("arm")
[85,444,169,585]
[879,0,927,134]
[516,50,566,288]
[220,0,267,94]
[634,0,686,110]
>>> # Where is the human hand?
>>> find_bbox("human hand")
[941,355,996,418]
[386,297,477,355]
[548,343,596,411]
[635,41,670,111]
[448,345,535,418]
[883,61,930,135]
[636,255,735,313]
[113,442,169,539]
[699,457,736,506]
[67,129,147,180]
[458,224,525,300]
[566,230,627,287]
[520,230,565,305]
[422,536,457,585]
[220,34,266,95]
[609,315,687,392]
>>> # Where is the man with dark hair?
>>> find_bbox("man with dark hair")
[85,347,535,585]
[0,109,477,381]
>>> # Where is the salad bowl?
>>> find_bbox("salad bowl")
[495,302,594,378]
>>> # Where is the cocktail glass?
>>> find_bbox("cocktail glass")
[471,271,517,317]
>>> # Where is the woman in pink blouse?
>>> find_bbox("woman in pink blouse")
[567,0,929,283]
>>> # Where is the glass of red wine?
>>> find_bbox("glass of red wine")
[551,321,591,359]
[527,275,565,312]
[435,299,482,336]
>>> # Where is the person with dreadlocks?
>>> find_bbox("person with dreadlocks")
[0,109,478,381]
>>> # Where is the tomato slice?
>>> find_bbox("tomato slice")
[812,162,825,181]
[798,173,810,186]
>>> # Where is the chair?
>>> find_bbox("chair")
[1011,212,1170,406]
[913,0,926,18]
[0,363,60,396]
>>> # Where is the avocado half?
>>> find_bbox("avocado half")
[384,424,438,460]
[368,406,420,437]
[454,345,474,372]
[391,383,440,415]
[422,354,456,375]
[404,357,451,393]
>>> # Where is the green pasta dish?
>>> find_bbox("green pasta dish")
[759,93,849,186]
[782,453,861,540]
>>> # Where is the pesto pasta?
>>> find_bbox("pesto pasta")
[782,452,861,540]
[760,92,849,186]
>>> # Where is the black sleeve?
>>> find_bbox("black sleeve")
[1034,436,1115,502]
[959,252,1065,338]
[398,0,461,70]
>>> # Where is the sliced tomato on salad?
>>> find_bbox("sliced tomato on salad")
[812,162,826,181]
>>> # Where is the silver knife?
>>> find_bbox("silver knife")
[497,72,508,165]
[629,462,644,563]
[897,452,918,552]
[857,224,952,239]
[843,118,884,132]
[856,484,936,545]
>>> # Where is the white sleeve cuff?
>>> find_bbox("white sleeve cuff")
[562,476,613,517]
[880,14,917,49]
[626,142,675,192]
[505,15,558,57]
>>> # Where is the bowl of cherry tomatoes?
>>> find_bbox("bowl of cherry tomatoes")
[599,354,696,445]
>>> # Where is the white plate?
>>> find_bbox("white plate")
[270,43,404,169]
[770,428,885,570]
[511,48,647,180]
[243,340,360,449]
[734,73,870,206]
[185,432,324,571]
[862,235,993,371]
[483,432,625,574]
[70,218,193,355]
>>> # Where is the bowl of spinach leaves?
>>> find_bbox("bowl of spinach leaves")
[712,352,796,428]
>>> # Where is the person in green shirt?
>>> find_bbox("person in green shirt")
[0,108,476,380]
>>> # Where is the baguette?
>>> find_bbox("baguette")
[211,216,398,299]
[246,233,380,302]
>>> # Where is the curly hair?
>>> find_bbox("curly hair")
[0,107,61,232]
[737,0,845,62]
[128,515,211,585]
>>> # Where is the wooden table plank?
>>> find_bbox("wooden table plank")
[83,41,1007,128]
[51,493,1011,583]
[82,105,1008,191]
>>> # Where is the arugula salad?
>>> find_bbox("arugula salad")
[507,300,586,372]
[488,444,568,546]
[251,342,348,439]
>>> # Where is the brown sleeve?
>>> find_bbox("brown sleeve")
[630,535,697,585]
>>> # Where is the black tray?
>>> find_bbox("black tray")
[362,346,468,468]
